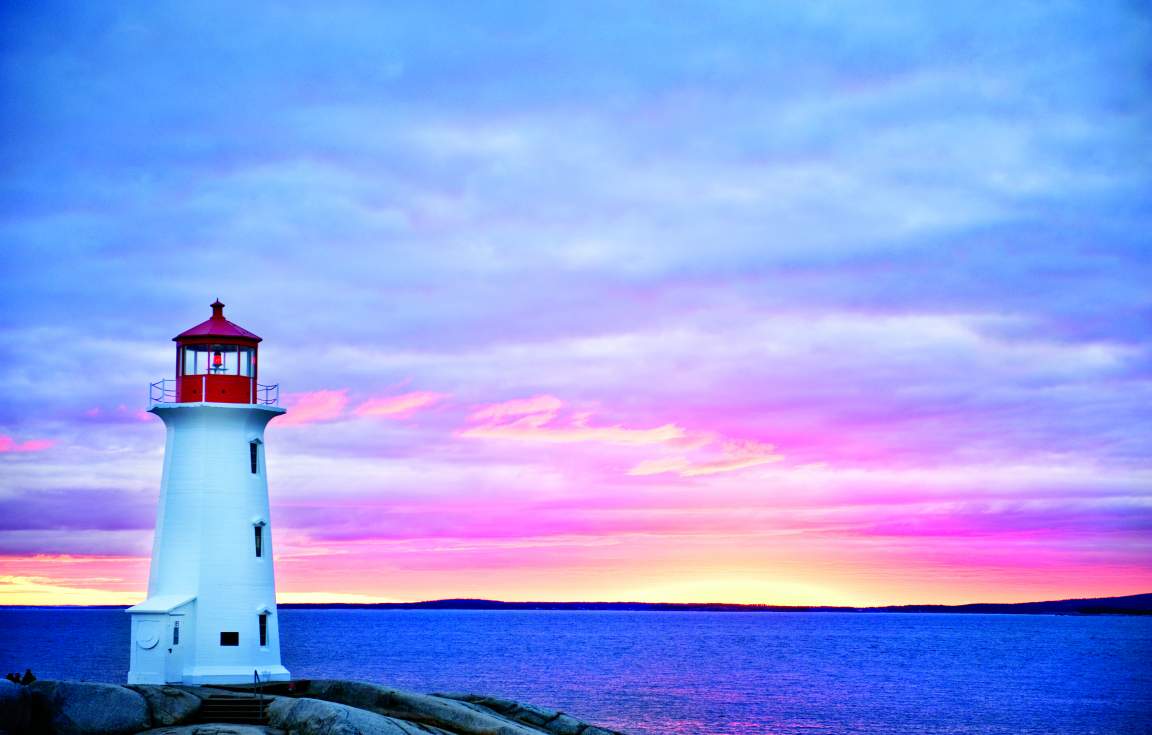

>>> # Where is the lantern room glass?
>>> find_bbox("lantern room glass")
[182,345,255,377]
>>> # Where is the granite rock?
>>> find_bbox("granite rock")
[0,679,31,735]
[267,696,448,735]
[436,693,624,735]
[297,681,542,735]
[131,686,203,726]
[27,681,150,735]
[138,726,283,735]
[25,679,627,735]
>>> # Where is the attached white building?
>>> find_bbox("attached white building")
[128,301,290,685]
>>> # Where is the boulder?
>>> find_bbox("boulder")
[267,696,448,735]
[0,679,31,734]
[436,696,559,731]
[297,681,543,735]
[171,686,236,701]
[27,681,150,735]
[138,726,283,735]
[436,694,622,735]
[131,686,203,726]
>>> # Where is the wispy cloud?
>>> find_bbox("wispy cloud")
[461,395,783,477]
[629,439,783,477]
[460,395,694,446]
[0,435,55,453]
[278,390,349,425]
[354,391,448,419]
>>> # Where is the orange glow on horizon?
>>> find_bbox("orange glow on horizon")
[3,545,1148,608]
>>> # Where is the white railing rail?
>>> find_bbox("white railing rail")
[148,378,281,407]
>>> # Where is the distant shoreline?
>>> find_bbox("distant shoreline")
[3,592,1150,615]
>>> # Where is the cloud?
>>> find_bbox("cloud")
[354,391,448,419]
[460,395,693,446]
[629,439,784,477]
[277,390,349,425]
[460,395,784,477]
[82,405,152,424]
[468,395,564,422]
[0,488,154,532]
[0,435,55,453]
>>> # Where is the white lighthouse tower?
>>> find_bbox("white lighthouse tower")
[127,301,290,685]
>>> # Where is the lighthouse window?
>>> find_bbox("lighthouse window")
[239,348,255,377]
[250,441,260,474]
[220,631,239,646]
[172,621,180,645]
[254,525,263,557]
[183,347,201,375]
[259,614,268,647]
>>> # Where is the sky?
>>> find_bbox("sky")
[1,0,1150,607]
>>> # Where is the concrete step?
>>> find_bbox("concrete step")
[195,695,270,725]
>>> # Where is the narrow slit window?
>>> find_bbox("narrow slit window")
[254,525,263,558]
[249,441,259,474]
[172,621,180,645]
[259,614,268,647]
[220,631,239,646]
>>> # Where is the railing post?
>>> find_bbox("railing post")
[254,669,263,711]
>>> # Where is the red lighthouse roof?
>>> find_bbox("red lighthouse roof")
[174,300,262,343]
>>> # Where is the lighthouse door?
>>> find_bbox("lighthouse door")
[165,615,185,683]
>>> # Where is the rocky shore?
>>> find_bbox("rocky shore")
[0,678,627,735]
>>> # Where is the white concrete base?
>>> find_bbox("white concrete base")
[182,665,292,685]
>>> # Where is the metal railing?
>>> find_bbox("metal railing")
[149,379,177,407]
[256,383,280,406]
[148,378,281,407]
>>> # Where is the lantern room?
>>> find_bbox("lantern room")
[173,300,262,404]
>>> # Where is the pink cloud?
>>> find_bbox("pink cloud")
[355,391,449,419]
[468,394,564,422]
[460,395,786,476]
[629,439,784,477]
[461,395,691,446]
[278,389,349,425]
[0,435,55,453]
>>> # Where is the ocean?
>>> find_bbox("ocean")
[2,608,1150,734]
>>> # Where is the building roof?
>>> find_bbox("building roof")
[174,300,262,343]
[126,594,196,613]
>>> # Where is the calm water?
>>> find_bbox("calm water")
[2,609,1150,734]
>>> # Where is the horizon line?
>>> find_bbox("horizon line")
[3,591,1149,611]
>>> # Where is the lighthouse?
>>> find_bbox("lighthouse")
[127,301,290,685]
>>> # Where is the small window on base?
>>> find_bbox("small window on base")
[220,631,239,646]
[259,614,268,647]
